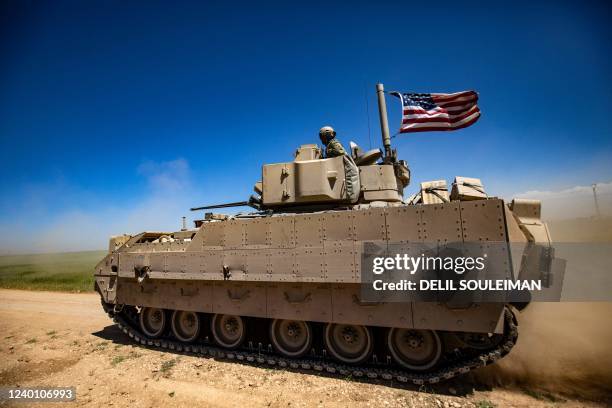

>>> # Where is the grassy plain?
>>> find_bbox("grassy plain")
[0,250,106,292]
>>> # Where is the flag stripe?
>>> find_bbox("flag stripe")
[403,103,475,116]
[431,90,476,98]
[432,92,477,103]
[403,103,475,115]
[402,106,480,124]
[434,95,477,105]
[436,99,477,108]
[402,111,480,128]
[400,112,481,132]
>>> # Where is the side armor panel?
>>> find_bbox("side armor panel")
[111,199,511,332]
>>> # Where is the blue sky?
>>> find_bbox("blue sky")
[1,1,611,252]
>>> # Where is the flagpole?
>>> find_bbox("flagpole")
[376,83,392,160]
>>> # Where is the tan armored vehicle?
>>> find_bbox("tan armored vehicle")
[94,85,560,384]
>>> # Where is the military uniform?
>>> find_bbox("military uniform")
[325,138,346,158]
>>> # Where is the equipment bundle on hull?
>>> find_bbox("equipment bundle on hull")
[94,84,561,382]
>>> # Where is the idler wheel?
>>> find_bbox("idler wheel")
[211,314,245,349]
[324,324,373,364]
[270,319,312,358]
[171,310,201,343]
[387,328,442,371]
[139,307,166,338]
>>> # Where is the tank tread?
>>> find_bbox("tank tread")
[105,307,518,385]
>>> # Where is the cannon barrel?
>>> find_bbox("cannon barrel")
[190,201,249,211]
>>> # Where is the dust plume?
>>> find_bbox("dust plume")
[472,215,612,399]
[472,303,612,399]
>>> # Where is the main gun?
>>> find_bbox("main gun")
[190,195,262,212]
[190,201,249,211]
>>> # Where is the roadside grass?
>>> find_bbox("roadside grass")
[475,400,495,408]
[0,250,106,292]
[111,355,127,366]
[111,351,142,367]
[522,388,563,402]
[161,358,178,373]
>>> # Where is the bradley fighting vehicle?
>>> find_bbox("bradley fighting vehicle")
[94,84,558,384]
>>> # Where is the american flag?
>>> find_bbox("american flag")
[391,90,480,133]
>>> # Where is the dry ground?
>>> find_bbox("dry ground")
[0,289,609,408]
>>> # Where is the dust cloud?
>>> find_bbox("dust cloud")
[474,303,612,399]
[473,218,612,399]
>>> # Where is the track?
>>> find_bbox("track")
[103,301,518,385]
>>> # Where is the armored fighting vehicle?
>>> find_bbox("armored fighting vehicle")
[94,85,559,384]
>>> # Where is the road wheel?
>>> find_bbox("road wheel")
[211,314,245,349]
[270,319,312,358]
[139,307,166,338]
[171,310,201,343]
[387,328,442,371]
[324,323,373,364]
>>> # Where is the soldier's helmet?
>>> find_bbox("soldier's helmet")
[319,126,336,144]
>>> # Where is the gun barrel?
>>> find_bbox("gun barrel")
[190,201,249,211]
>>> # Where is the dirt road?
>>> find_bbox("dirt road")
[0,289,608,408]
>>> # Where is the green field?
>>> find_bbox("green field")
[0,250,107,292]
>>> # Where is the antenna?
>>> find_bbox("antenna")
[364,82,372,149]
[592,183,601,218]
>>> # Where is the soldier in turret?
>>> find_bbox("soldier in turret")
[319,126,347,158]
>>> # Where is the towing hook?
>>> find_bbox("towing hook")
[222,265,232,280]
[135,265,151,284]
